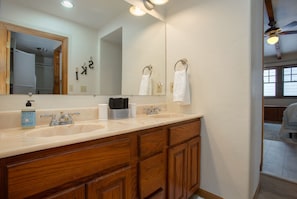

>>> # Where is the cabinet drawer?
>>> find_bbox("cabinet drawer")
[169,120,200,146]
[139,128,167,159]
[6,137,132,199]
[139,153,166,198]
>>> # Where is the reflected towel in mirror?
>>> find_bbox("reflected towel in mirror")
[173,69,190,105]
[138,74,152,95]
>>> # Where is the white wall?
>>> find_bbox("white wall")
[0,1,99,95]
[166,0,262,198]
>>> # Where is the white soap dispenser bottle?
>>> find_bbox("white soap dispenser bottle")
[21,100,36,128]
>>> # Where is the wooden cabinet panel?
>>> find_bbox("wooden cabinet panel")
[147,190,165,199]
[168,143,188,199]
[169,120,200,146]
[139,153,166,198]
[139,128,167,159]
[87,167,132,199]
[45,185,85,199]
[264,106,286,123]
[187,137,200,197]
[6,137,132,199]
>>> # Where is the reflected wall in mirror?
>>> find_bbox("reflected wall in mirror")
[0,0,166,96]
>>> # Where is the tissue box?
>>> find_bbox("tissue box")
[109,109,129,120]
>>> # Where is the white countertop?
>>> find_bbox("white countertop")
[0,113,202,159]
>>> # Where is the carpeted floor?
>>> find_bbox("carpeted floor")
[264,122,297,143]
[263,123,282,141]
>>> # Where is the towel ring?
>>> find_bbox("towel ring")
[142,65,153,77]
[174,58,188,71]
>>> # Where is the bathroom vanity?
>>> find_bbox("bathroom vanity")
[0,115,201,199]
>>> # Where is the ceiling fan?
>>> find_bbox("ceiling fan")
[264,0,297,58]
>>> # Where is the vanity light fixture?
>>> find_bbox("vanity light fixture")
[267,33,279,45]
[61,0,74,8]
[143,0,169,10]
[149,0,169,5]
[129,5,146,16]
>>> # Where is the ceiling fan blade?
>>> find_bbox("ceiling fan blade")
[265,0,276,26]
[281,21,297,31]
[279,30,297,35]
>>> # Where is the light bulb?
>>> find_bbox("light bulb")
[267,35,279,45]
[129,6,146,16]
[149,0,169,5]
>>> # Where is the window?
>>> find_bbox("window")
[263,68,276,97]
[263,66,297,97]
[283,67,297,96]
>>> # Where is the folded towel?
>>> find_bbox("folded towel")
[173,69,190,105]
[138,74,152,95]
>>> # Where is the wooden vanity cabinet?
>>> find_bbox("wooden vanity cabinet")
[0,118,201,199]
[168,120,201,199]
[87,166,132,199]
[0,133,137,199]
[138,127,167,199]
[43,185,85,199]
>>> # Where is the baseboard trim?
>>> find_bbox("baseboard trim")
[196,188,224,199]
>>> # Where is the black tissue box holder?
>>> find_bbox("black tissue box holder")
[108,98,129,119]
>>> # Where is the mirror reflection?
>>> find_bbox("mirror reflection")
[0,0,166,96]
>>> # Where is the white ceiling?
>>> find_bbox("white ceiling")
[5,0,297,58]
[6,0,130,56]
[8,0,130,30]
[264,0,297,58]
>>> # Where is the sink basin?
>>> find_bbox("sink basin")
[148,113,183,119]
[25,123,104,137]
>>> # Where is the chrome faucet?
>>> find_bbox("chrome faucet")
[40,114,59,126]
[145,106,161,115]
[58,112,80,125]
[41,112,80,126]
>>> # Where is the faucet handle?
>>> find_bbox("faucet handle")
[69,112,80,116]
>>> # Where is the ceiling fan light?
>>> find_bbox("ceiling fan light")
[129,6,146,16]
[267,35,279,45]
[149,0,169,5]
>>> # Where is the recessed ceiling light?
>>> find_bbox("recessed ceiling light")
[61,0,74,8]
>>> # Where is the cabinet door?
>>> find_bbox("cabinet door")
[45,185,85,199]
[87,167,132,199]
[168,143,188,199]
[187,137,200,197]
[139,152,166,199]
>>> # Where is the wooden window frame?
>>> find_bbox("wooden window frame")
[264,65,297,98]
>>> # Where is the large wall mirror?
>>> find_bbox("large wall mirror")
[0,0,166,96]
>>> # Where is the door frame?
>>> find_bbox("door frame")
[0,21,68,94]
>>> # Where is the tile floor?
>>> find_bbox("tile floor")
[262,139,297,183]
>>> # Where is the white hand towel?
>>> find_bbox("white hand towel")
[173,69,190,105]
[138,74,152,95]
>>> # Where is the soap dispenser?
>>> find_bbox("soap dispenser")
[21,100,36,128]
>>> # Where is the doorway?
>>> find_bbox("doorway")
[0,22,68,94]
